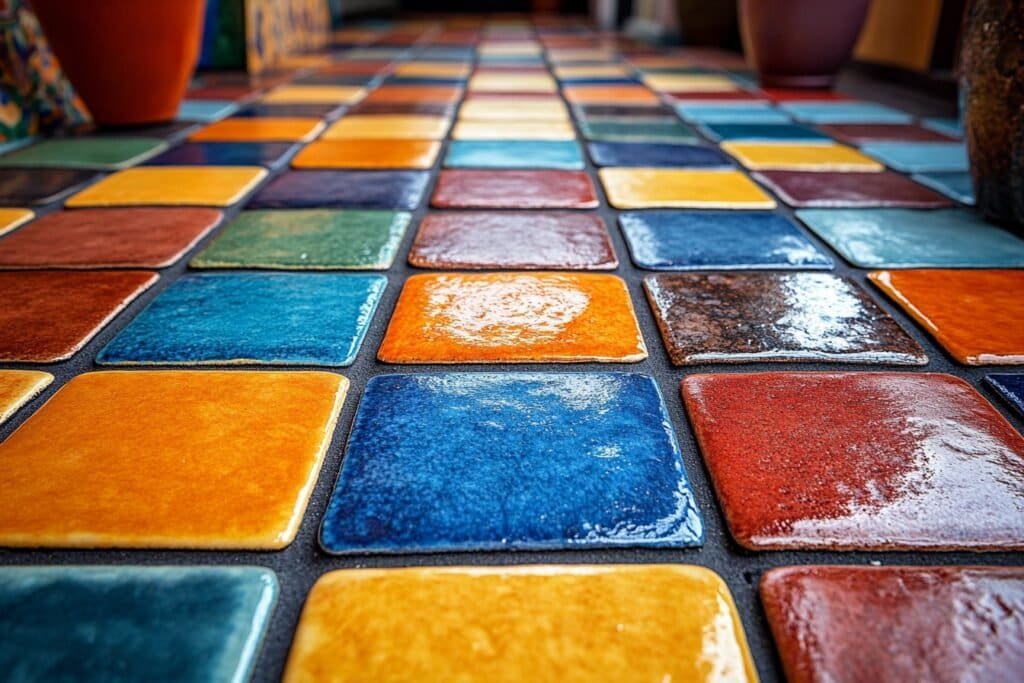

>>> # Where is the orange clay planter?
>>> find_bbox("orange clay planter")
[30,0,204,126]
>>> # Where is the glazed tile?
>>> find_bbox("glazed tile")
[780,101,914,124]
[646,273,924,364]
[451,120,576,140]
[923,116,964,138]
[0,370,52,425]
[99,273,385,365]
[675,103,790,124]
[0,271,156,362]
[599,168,776,209]
[146,142,295,167]
[360,85,463,105]
[0,566,278,683]
[988,374,1024,417]
[349,100,454,116]
[0,208,32,235]
[249,170,428,209]
[458,99,568,121]
[754,170,955,208]
[642,73,739,91]
[321,373,701,552]
[235,103,341,118]
[574,103,676,119]
[293,140,441,169]
[912,171,975,204]
[579,119,699,143]
[870,269,1024,365]
[0,208,221,268]
[554,64,634,78]
[588,142,731,167]
[409,212,616,269]
[861,141,969,172]
[379,273,645,363]
[0,168,98,205]
[818,123,958,144]
[722,142,884,171]
[468,73,557,92]
[797,208,1024,268]
[188,117,325,143]
[176,99,238,122]
[84,120,198,140]
[699,122,829,142]
[432,170,598,209]
[394,62,472,78]
[563,85,661,104]
[0,370,346,547]
[444,140,583,169]
[683,371,1024,550]
[192,210,409,270]
[66,167,267,207]
[0,138,167,170]
[322,115,450,140]
[262,85,365,104]
[620,211,832,270]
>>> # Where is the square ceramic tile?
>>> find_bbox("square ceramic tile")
[292,140,441,169]
[642,73,739,92]
[0,208,221,268]
[0,370,346,548]
[870,269,1024,365]
[0,138,168,170]
[0,169,98,205]
[188,118,325,143]
[599,168,776,209]
[588,142,731,167]
[321,114,450,140]
[722,142,884,171]
[645,273,925,364]
[0,370,52,425]
[861,141,969,172]
[0,271,156,362]
[699,122,829,142]
[818,123,958,144]
[394,62,472,78]
[563,85,661,104]
[146,142,295,167]
[579,118,699,143]
[0,208,32,235]
[459,99,568,120]
[468,73,557,92]
[192,210,409,270]
[988,374,1024,417]
[432,170,598,209]
[780,102,913,124]
[176,100,238,122]
[797,208,1024,267]
[762,565,1024,683]
[66,167,267,207]
[555,64,634,78]
[409,212,616,269]
[99,273,385,366]
[753,170,955,208]
[379,273,645,363]
[620,211,832,270]
[683,371,1024,550]
[451,120,576,140]
[923,116,963,138]
[573,103,676,119]
[675,103,790,124]
[444,140,583,169]
[285,565,754,682]
[911,171,975,205]
[0,566,278,683]
[261,85,365,104]
[321,373,702,552]
[235,103,341,118]
[248,170,429,209]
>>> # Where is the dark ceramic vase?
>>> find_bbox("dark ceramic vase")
[740,0,871,88]
[961,0,1024,229]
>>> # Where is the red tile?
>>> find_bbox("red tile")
[431,170,599,209]
[819,123,958,144]
[753,170,954,208]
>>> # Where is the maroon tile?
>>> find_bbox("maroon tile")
[682,372,1024,551]
[818,123,959,144]
[753,170,954,208]
[348,101,455,116]
[762,565,1024,683]
[408,212,617,270]
[0,169,98,206]
[431,170,599,209]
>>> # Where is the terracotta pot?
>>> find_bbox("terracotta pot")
[30,0,205,126]
[740,0,871,89]
[961,0,1024,229]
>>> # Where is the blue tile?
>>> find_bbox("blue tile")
[912,171,975,205]
[98,272,386,366]
[587,142,732,167]
[987,374,1024,418]
[620,210,833,270]
[675,103,791,124]
[248,170,429,209]
[445,140,584,169]
[699,122,830,142]
[0,566,276,683]
[146,142,296,167]
[780,102,913,124]
[923,116,963,138]
[320,373,704,553]
[176,100,238,122]
[861,142,969,173]
[796,208,1024,268]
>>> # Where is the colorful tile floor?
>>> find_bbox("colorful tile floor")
[1,15,1023,683]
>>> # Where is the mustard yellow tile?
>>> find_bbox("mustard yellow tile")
[641,74,739,92]
[554,65,633,79]
[262,85,366,105]
[322,115,450,140]
[722,142,886,171]
[459,99,569,121]
[189,117,326,143]
[599,168,777,209]
[277,54,334,69]
[394,62,471,78]
[0,208,33,236]
[283,565,758,683]
[66,167,267,208]
[0,370,52,425]
[468,73,558,93]
[0,370,347,549]
[452,120,576,141]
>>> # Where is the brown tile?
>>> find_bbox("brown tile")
[361,85,463,106]
[431,170,598,209]
[753,170,954,208]
[818,123,959,144]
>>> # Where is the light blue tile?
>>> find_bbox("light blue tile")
[444,140,584,169]
[176,100,239,122]
[698,122,830,142]
[675,103,790,124]
[861,142,969,173]
[780,102,913,124]
[923,116,963,138]
[912,171,975,205]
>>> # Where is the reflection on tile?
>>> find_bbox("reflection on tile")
[444,140,583,169]
[754,170,954,208]
[600,168,775,209]
[432,170,598,209]
[0,138,167,170]
[66,167,267,207]
[0,370,52,425]
[988,374,1024,418]
[249,170,429,209]
[588,142,731,167]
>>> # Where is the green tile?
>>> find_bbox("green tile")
[0,138,168,170]
[191,209,411,270]
[579,119,698,143]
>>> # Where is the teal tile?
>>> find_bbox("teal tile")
[923,117,963,138]
[0,138,168,170]
[176,100,239,122]
[674,103,790,124]
[579,118,698,143]
[912,171,975,205]
[780,102,913,124]
[444,140,584,169]
[861,142,969,173]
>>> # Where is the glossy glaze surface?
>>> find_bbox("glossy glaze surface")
[861,141,969,173]
[284,565,756,683]
[188,117,325,142]
[870,269,1024,365]
[818,123,958,144]
[722,142,884,171]
[66,167,267,207]
[321,114,450,139]
[444,140,583,168]
[563,85,661,104]
[458,99,568,120]
[99,273,385,365]
[599,168,776,209]
[379,273,646,363]
[0,168,97,205]
[146,142,295,167]
[700,122,829,142]
[360,85,463,105]
[911,171,975,204]
[292,139,441,169]
[0,566,278,683]
[0,370,52,425]
[249,170,429,209]
[761,566,1024,683]
[0,208,32,235]
[753,170,954,207]
[451,120,576,140]
[409,212,616,269]
[261,85,365,104]
[988,374,1024,418]
[0,370,346,548]
[0,137,167,169]
[683,372,1024,550]
[587,142,731,167]
[579,118,699,143]
[432,170,598,208]
[321,373,702,553]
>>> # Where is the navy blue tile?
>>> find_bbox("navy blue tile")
[248,170,430,209]
[699,122,830,142]
[987,374,1024,418]
[146,142,296,167]
[234,103,341,118]
[587,142,732,167]
[320,373,704,554]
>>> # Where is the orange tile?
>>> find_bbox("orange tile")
[292,140,441,169]
[189,117,326,143]
[378,273,647,363]
[562,85,661,105]
[0,370,347,548]
[0,370,52,425]
[361,85,463,106]
[321,115,450,140]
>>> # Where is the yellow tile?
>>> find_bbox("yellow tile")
[283,565,758,683]
[468,73,557,93]
[66,167,267,208]
[393,62,471,78]
[262,85,366,104]
[0,208,33,236]
[554,65,633,78]
[0,370,52,425]
[277,54,334,69]
[459,99,569,121]
[0,370,346,549]
[599,168,777,209]
[722,142,886,171]
[322,115,450,140]
[189,117,326,143]
[452,120,576,141]
[641,74,739,92]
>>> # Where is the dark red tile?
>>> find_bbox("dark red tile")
[431,170,599,209]
[818,123,958,144]
[682,372,1024,551]
[753,170,954,207]
[762,88,852,101]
